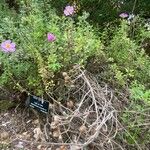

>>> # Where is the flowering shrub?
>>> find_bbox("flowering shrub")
[0,1,103,95]
[0,1,149,94]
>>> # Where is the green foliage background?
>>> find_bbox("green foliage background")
[50,0,150,25]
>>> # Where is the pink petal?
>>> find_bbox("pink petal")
[47,33,56,42]
[1,42,6,48]
[64,10,70,16]
[11,43,16,48]
[69,6,74,12]
[9,48,16,52]
[1,48,9,53]
[65,6,70,10]
[4,40,11,44]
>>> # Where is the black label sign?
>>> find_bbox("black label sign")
[28,95,49,114]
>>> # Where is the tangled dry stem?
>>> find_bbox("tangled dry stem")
[43,66,122,149]
[2,67,148,149]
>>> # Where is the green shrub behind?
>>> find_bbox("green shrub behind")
[105,20,150,87]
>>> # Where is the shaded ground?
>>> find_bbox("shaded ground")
[0,108,51,150]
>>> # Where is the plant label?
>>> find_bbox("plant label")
[28,95,49,114]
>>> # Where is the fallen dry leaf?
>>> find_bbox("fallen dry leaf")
[79,125,87,133]
[33,127,45,142]
[53,115,60,124]
[53,129,60,138]
[67,100,74,109]
[33,119,39,125]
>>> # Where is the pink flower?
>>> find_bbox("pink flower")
[119,13,128,19]
[47,33,56,42]
[64,5,74,16]
[1,40,16,53]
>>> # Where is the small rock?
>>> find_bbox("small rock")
[15,141,24,149]
[4,113,9,116]
[37,145,42,149]
[1,131,9,140]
